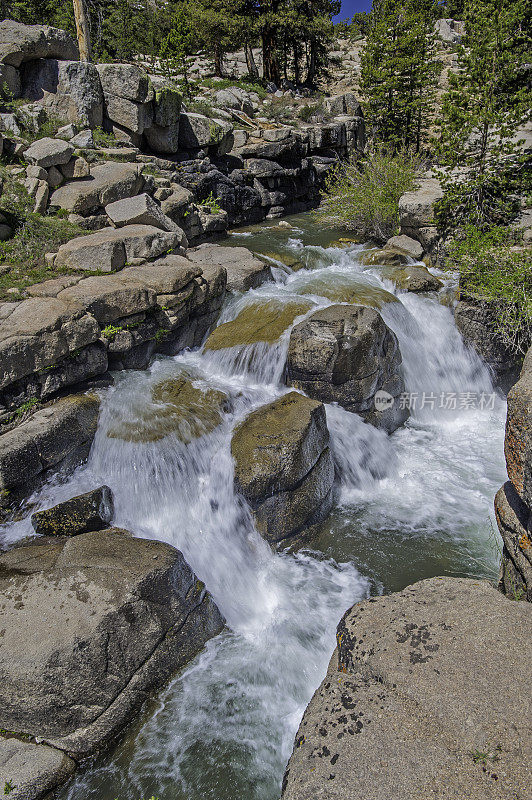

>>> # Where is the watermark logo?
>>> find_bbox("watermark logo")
[374,390,395,411]
[374,390,497,411]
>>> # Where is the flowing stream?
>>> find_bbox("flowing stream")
[1,214,507,800]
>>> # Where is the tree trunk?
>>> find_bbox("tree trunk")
[245,41,259,79]
[262,29,280,86]
[293,40,300,85]
[306,39,317,86]
[214,42,224,77]
[72,0,92,62]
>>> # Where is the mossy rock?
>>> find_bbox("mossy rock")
[108,374,229,443]
[204,299,315,351]
[360,248,410,267]
[328,236,364,248]
[256,251,306,272]
[379,265,443,293]
[297,274,398,308]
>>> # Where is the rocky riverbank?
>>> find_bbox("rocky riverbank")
[0,17,530,800]
[281,577,531,800]
[0,486,225,798]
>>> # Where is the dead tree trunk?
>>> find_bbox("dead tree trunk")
[73,0,92,62]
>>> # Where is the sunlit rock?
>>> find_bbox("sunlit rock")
[204,299,314,351]
[297,274,398,307]
[232,391,334,544]
[286,304,408,432]
[379,265,443,293]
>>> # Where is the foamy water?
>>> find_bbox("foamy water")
[0,217,506,800]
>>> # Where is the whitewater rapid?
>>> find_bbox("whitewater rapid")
[0,219,507,800]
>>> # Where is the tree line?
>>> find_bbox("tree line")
[4,0,341,86]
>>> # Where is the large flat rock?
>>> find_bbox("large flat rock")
[0,529,225,757]
[57,270,156,323]
[50,161,144,215]
[54,224,184,272]
[0,297,99,390]
[0,738,75,800]
[0,20,78,67]
[187,244,272,293]
[282,577,532,800]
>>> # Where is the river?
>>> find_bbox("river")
[0,213,507,800]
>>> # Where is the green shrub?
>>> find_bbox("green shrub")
[92,126,118,147]
[297,102,327,122]
[199,191,222,213]
[0,167,87,299]
[186,99,217,118]
[316,147,421,241]
[201,77,267,99]
[448,225,532,356]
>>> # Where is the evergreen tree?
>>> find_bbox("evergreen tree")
[190,0,244,77]
[360,0,441,152]
[159,2,195,95]
[436,0,531,230]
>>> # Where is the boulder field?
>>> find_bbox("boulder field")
[1,20,367,244]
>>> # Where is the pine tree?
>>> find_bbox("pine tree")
[436,0,532,230]
[159,2,195,95]
[190,0,243,77]
[360,0,441,152]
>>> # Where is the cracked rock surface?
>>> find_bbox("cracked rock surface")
[281,577,532,800]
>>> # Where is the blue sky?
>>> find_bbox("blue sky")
[334,0,372,21]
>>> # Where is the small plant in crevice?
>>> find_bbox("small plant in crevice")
[199,191,222,214]
[14,398,39,418]
[101,324,124,342]
[154,327,170,342]
[92,126,118,147]
[3,781,16,795]
[470,745,502,765]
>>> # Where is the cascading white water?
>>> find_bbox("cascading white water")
[0,216,507,800]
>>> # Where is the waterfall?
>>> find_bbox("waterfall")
[0,216,507,800]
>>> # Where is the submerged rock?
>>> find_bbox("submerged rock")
[256,251,306,272]
[31,485,113,536]
[296,274,398,307]
[231,391,334,544]
[282,577,532,800]
[0,529,225,757]
[286,305,408,432]
[204,299,314,350]
[108,374,229,443]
